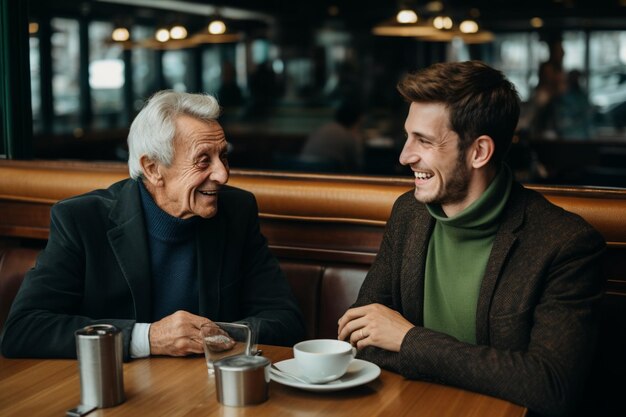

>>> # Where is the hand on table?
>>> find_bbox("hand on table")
[149,310,212,356]
[337,303,414,352]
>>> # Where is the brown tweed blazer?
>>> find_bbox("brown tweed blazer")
[354,182,605,417]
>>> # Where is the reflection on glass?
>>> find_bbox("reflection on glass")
[132,25,157,111]
[589,31,626,139]
[30,35,41,134]
[562,31,586,70]
[51,18,80,132]
[202,46,222,96]
[162,49,190,92]
[0,34,3,156]
[494,32,543,100]
[19,1,626,188]
[89,21,125,129]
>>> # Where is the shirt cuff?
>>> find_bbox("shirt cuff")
[130,323,151,358]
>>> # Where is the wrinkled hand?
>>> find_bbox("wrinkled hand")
[337,303,414,352]
[149,310,212,356]
[201,325,236,352]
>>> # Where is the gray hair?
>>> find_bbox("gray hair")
[127,90,221,179]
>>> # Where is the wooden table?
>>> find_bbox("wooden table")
[0,345,527,417]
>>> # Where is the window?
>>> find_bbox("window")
[0,25,5,158]
[51,18,80,133]
[29,32,41,134]
[589,31,626,137]
[10,1,626,188]
[492,32,544,101]
[89,21,126,129]
[131,25,158,112]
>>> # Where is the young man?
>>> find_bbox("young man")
[338,61,604,416]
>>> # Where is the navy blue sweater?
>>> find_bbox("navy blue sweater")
[138,180,199,321]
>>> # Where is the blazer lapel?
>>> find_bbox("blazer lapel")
[107,180,152,322]
[401,205,435,326]
[475,184,526,345]
[197,214,225,319]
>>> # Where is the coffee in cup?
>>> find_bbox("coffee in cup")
[293,339,356,383]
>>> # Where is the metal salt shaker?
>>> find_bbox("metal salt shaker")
[75,324,125,408]
[214,355,270,406]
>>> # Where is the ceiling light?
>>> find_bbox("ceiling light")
[396,9,418,24]
[155,28,170,42]
[170,25,188,40]
[112,27,130,42]
[530,17,544,28]
[433,16,453,30]
[208,20,226,35]
[459,20,479,34]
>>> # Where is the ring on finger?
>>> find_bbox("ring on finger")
[359,329,364,339]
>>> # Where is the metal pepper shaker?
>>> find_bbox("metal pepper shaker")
[214,355,270,406]
[75,324,125,408]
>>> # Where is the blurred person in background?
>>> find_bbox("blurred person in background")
[217,61,243,108]
[300,99,364,172]
[554,69,593,140]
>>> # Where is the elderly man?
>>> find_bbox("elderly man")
[338,61,604,416]
[1,91,304,360]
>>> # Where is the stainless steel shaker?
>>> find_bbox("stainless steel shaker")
[75,324,125,408]
[213,355,270,406]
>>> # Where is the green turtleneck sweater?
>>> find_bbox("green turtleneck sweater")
[423,166,512,344]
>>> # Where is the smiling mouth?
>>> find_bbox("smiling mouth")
[197,189,218,196]
[414,171,434,180]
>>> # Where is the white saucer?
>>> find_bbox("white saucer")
[270,358,381,392]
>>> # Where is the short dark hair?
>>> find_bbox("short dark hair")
[397,61,520,165]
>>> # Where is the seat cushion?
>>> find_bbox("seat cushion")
[318,266,368,339]
[0,247,39,330]
[280,261,323,340]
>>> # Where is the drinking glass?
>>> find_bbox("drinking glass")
[239,320,259,355]
[200,322,251,374]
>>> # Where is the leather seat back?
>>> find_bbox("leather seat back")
[0,247,39,330]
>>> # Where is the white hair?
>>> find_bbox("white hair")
[127,90,221,179]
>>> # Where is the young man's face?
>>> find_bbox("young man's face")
[153,115,230,219]
[399,102,472,214]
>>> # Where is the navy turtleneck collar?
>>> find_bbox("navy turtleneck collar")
[137,179,198,242]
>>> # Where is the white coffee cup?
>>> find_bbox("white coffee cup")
[293,339,356,383]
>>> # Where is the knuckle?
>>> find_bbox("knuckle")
[174,339,188,351]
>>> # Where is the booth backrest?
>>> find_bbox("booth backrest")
[0,247,40,330]
[0,160,625,415]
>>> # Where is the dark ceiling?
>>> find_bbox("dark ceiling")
[214,0,626,29]
[30,0,626,34]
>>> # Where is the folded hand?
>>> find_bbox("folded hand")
[337,303,414,352]
[149,310,212,356]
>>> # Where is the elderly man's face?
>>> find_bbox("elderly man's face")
[155,115,229,219]
[399,102,472,216]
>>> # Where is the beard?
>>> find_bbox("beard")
[415,155,471,207]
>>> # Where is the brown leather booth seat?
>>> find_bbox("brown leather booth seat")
[1,160,626,416]
[1,160,625,336]
[281,261,369,340]
[0,249,369,341]
[0,247,39,330]
[0,161,406,336]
